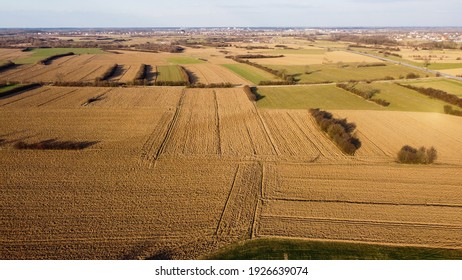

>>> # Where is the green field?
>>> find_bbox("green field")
[353,82,456,112]
[403,79,462,97]
[427,63,462,70]
[256,85,383,110]
[0,84,22,94]
[222,64,279,84]
[265,63,429,84]
[205,238,462,260]
[167,57,205,64]
[156,65,187,82]
[14,48,105,64]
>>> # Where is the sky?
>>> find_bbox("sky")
[0,0,461,28]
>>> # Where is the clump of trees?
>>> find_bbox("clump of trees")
[443,105,462,117]
[336,83,390,107]
[397,145,437,164]
[38,52,74,65]
[309,108,361,155]
[405,73,420,79]
[399,84,462,108]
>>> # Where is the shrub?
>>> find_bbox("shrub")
[405,73,420,79]
[397,145,437,164]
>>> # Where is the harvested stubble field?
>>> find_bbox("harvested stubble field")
[182,64,250,85]
[0,50,172,83]
[256,162,462,249]
[331,110,462,164]
[1,48,462,259]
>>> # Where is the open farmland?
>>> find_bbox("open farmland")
[256,85,384,110]
[351,82,457,112]
[13,48,105,64]
[403,79,462,97]
[1,33,462,261]
[249,50,382,65]
[331,110,462,164]
[182,64,250,85]
[222,63,280,84]
[256,162,462,249]
[264,63,430,84]
[156,65,187,83]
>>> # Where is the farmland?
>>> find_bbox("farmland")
[263,63,430,84]
[222,64,280,84]
[1,31,462,261]
[403,79,462,97]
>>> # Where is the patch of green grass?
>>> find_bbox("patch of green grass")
[156,65,187,82]
[427,63,462,70]
[354,82,456,112]
[167,57,205,64]
[265,63,430,84]
[256,84,383,110]
[14,48,105,64]
[204,238,462,260]
[222,64,279,84]
[402,79,462,97]
[0,84,22,94]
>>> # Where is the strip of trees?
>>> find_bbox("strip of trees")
[399,84,462,109]
[309,108,361,155]
[0,83,41,98]
[38,52,74,65]
[95,64,118,82]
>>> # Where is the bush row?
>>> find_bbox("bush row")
[95,64,118,82]
[309,108,361,155]
[397,145,437,164]
[356,63,387,68]
[230,57,296,84]
[187,83,235,88]
[0,60,15,72]
[14,139,98,150]
[230,54,284,59]
[399,84,462,108]
[38,52,74,65]
[336,83,390,107]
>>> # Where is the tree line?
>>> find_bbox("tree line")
[309,108,361,155]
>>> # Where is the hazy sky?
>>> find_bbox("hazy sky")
[1,0,460,28]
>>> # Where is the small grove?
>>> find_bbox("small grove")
[309,108,361,155]
[397,145,437,164]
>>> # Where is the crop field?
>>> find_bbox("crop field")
[248,51,381,66]
[256,85,383,110]
[256,162,462,249]
[331,110,462,163]
[167,57,205,64]
[351,82,456,112]
[156,65,187,82]
[264,63,430,83]
[1,39,462,260]
[403,79,462,97]
[222,64,280,84]
[182,64,250,85]
[13,48,105,64]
